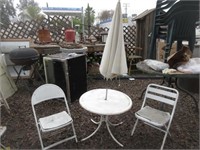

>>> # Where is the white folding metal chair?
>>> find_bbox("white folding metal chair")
[131,83,179,150]
[31,84,77,150]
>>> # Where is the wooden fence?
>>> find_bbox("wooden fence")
[0,16,71,43]
[1,16,137,49]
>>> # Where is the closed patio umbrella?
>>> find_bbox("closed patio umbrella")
[99,0,127,100]
[99,0,127,80]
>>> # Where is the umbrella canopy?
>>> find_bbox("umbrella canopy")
[99,0,127,80]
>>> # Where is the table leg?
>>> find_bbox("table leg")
[91,119,101,124]
[107,119,123,126]
[163,77,198,112]
[81,116,124,147]
[81,116,103,141]
[91,118,123,126]
[105,116,124,147]
[175,78,199,112]
[30,62,45,82]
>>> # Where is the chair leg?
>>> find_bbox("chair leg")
[0,98,10,113]
[0,143,6,150]
[164,125,171,137]
[160,131,169,150]
[131,119,138,136]
[0,126,7,150]
[37,129,45,149]
[71,123,78,142]
[128,59,133,75]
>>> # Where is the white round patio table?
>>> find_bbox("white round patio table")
[79,88,132,147]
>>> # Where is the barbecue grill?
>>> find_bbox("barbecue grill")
[9,48,39,84]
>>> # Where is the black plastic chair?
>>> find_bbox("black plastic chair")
[148,0,199,61]
[148,0,177,59]
[162,1,199,62]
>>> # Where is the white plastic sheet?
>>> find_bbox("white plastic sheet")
[0,54,17,102]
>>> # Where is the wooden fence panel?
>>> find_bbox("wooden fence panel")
[1,17,137,52]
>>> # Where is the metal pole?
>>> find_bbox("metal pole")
[105,89,108,100]
[82,7,85,39]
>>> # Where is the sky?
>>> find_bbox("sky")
[14,0,157,16]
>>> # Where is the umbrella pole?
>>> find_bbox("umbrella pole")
[118,77,121,87]
[105,89,108,100]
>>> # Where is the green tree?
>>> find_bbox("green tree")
[18,5,44,21]
[84,4,95,36]
[17,0,44,21]
[98,10,114,22]
[0,0,16,28]
[17,0,38,11]
[72,17,82,33]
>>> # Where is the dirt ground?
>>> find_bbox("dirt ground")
[1,76,199,149]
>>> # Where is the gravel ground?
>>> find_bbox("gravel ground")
[1,76,199,149]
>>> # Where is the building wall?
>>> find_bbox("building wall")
[136,10,155,59]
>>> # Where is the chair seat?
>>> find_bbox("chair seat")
[128,55,143,75]
[39,111,72,132]
[135,106,170,127]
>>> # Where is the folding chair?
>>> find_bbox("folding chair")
[126,47,143,75]
[131,83,179,150]
[31,84,77,150]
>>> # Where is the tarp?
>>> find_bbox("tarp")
[0,54,17,109]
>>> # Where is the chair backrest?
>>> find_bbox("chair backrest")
[31,84,70,114]
[126,47,143,58]
[157,1,199,23]
[156,0,177,11]
[142,84,179,114]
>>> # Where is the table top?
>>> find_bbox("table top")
[83,44,105,53]
[79,89,132,116]
[31,44,60,48]
[44,53,85,61]
[30,44,61,54]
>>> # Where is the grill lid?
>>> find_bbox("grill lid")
[9,48,39,65]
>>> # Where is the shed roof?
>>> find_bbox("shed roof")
[42,7,83,16]
[133,8,155,21]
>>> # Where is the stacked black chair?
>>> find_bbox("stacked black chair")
[148,0,199,62]
[148,0,177,59]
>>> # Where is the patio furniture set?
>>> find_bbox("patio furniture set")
[0,0,199,149]
[28,83,179,150]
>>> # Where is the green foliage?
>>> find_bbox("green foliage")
[98,10,114,21]
[18,5,44,21]
[84,4,95,32]
[73,17,82,33]
[17,0,38,11]
[0,0,16,28]
[17,0,44,21]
